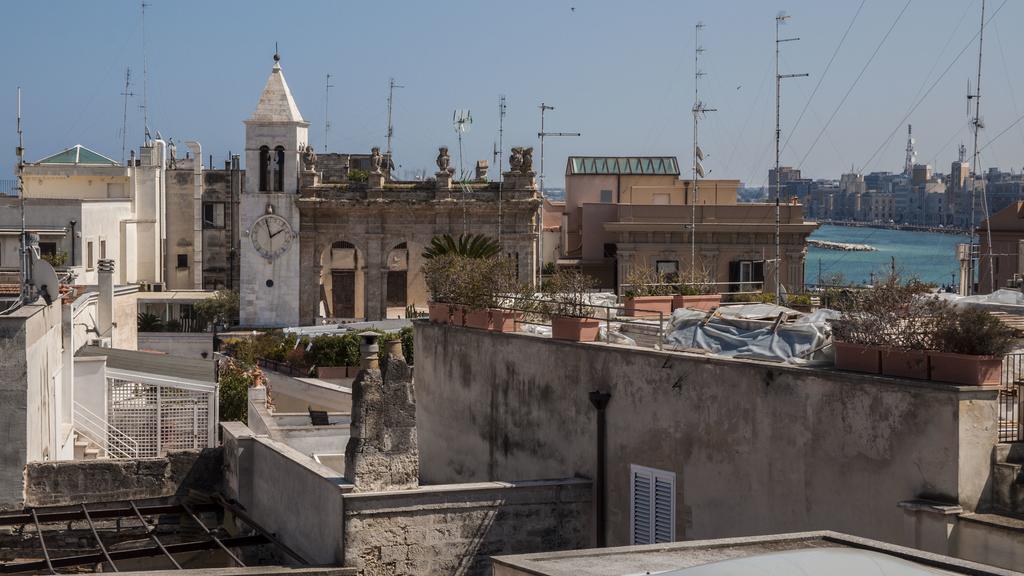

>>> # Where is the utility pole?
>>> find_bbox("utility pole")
[385,78,404,175]
[691,22,716,283]
[967,0,989,294]
[323,73,334,153]
[774,13,808,304]
[537,103,580,284]
[120,67,134,165]
[497,95,508,240]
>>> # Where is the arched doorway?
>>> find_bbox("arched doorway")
[385,242,409,318]
[323,241,363,319]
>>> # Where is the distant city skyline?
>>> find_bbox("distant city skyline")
[4,0,1024,188]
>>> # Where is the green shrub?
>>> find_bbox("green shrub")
[935,307,1015,356]
[218,357,266,423]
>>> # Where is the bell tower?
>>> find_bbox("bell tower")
[239,50,309,327]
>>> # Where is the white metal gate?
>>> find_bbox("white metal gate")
[108,378,212,457]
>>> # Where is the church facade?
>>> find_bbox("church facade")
[239,55,539,327]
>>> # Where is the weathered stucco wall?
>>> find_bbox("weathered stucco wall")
[414,322,999,549]
[23,448,222,507]
[342,479,591,576]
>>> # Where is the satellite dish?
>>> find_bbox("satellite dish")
[29,254,59,306]
[696,161,706,178]
[696,146,705,161]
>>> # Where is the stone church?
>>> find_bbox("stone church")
[240,54,539,327]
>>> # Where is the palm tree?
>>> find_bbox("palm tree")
[137,312,164,332]
[422,233,500,259]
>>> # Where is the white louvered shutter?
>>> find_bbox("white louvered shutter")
[630,465,675,545]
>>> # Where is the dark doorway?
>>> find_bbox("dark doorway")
[332,270,355,318]
[387,270,407,307]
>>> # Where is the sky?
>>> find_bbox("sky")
[3,0,1024,188]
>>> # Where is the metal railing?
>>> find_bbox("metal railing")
[443,296,668,350]
[1000,353,1024,443]
[73,401,139,459]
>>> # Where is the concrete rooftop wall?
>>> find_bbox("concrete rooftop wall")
[414,321,999,550]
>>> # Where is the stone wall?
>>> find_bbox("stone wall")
[341,479,592,576]
[24,448,222,507]
[414,321,999,550]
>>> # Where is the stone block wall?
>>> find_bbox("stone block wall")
[24,448,222,507]
[341,479,592,576]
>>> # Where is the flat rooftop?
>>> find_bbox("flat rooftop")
[491,532,1015,576]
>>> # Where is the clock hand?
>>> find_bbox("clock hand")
[265,219,272,237]
[270,228,283,238]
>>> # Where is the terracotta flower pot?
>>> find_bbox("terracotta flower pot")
[929,352,1003,386]
[428,302,450,324]
[488,309,521,333]
[833,341,882,374]
[881,348,929,380]
[622,295,674,317]
[551,316,601,342]
[672,294,722,312]
[464,308,490,330]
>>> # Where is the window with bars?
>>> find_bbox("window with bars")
[630,464,675,545]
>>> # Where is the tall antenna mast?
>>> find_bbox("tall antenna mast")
[774,13,808,304]
[453,109,473,180]
[16,87,29,304]
[691,22,716,283]
[385,78,404,172]
[120,67,134,165]
[903,124,916,175]
[537,103,580,285]
[497,95,508,239]
[967,0,990,294]
[323,73,334,153]
[140,1,151,143]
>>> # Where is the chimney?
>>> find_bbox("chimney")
[359,332,380,370]
[97,259,115,339]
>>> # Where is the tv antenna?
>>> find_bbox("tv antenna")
[497,94,508,239]
[386,78,404,176]
[453,109,473,180]
[537,103,580,284]
[16,88,29,305]
[120,67,134,165]
[691,22,717,283]
[140,1,151,143]
[323,73,334,153]
[773,12,808,304]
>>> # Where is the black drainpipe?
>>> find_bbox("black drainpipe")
[589,390,611,547]
[68,220,77,266]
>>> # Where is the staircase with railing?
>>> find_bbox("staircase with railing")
[72,401,139,459]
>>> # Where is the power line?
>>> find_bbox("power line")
[781,0,866,155]
[797,0,911,171]
[858,0,1009,173]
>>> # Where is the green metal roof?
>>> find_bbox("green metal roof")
[36,145,119,166]
[567,156,679,176]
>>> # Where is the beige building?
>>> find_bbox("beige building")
[558,156,817,294]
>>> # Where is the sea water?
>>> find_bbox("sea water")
[806,224,966,287]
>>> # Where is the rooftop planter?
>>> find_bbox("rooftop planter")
[830,276,1015,385]
[543,269,600,342]
[622,264,675,317]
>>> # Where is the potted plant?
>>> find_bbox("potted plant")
[673,265,721,311]
[830,276,938,377]
[622,264,674,317]
[929,306,1014,385]
[424,255,458,324]
[543,269,600,342]
[485,257,526,333]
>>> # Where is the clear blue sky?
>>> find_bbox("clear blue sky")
[4,0,1024,187]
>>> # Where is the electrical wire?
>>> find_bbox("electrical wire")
[796,0,912,171]
[781,0,866,155]
[859,0,1010,173]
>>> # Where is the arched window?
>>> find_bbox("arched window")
[258,146,270,191]
[274,146,286,192]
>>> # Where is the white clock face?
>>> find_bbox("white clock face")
[251,214,294,260]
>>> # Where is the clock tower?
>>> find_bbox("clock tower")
[239,51,309,327]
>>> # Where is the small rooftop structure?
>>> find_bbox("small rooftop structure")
[34,144,119,166]
[567,156,680,176]
[491,531,1015,576]
[77,345,216,387]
